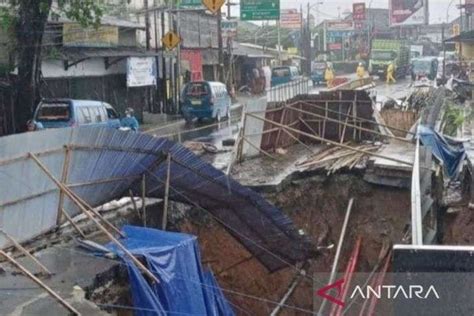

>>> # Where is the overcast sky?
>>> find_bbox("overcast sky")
[231,0,462,25]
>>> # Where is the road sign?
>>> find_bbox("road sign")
[222,19,238,38]
[240,0,280,21]
[161,31,181,50]
[202,0,225,14]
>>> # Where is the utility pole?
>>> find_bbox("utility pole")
[144,0,151,50]
[217,9,224,82]
[442,23,446,79]
[161,10,168,113]
[176,6,181,112]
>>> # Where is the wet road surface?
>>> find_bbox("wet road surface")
[144,77,413,151]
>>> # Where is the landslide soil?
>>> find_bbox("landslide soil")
[178,174,411,315]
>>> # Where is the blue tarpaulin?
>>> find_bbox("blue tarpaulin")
[418,125,466,178]
[108,225,235,316]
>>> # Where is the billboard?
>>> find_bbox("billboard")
[389,0,428,26]
[326,20,354,31]
[280,9,302,29]
[127,57,157,87]
[352,3,366,21]
[63,23,118,47]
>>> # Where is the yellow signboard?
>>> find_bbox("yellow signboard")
[161,31,181,50]
[63,23,119,47]
[288,47,298,55]
[202,0,225,14]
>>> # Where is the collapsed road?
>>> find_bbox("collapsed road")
[0,82,473,315]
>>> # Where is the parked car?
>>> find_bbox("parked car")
[33,99,121,129]
[271,66,301,87]
[311,61,327,86]
[181,81,231,122]
[411,57,438,81]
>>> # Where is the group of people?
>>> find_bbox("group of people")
[323,61,397,88]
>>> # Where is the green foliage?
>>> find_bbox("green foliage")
[57,0,104,28]
[442,103,465,137]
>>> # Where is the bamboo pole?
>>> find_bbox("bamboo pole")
[0,249,80,315]
[0,230,52,276]
[284,106,412,143]
[246,113,414,167]
[68,191,125,238]
[29,153,160,284]
[340,105,353,144]
[57,146,71,225]
[129,190,140,217]
[318,198,354,316]
[243,137,276,159]
[281,128,314,154]
[61,208,86,239]
[162,153,172,230]
[142,174,147,227]
[300,101,414,136]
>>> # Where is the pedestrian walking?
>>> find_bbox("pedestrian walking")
[386,62,396,84]
[325,65,335,88]
[356,62,365,79]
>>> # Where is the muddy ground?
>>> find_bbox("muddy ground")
[176,173,411,315]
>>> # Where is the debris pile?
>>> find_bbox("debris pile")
[296,143,381,174]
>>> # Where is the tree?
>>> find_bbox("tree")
[7,0,102,132]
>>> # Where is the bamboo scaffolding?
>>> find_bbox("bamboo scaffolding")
[68,191,125,238]
[299,101,414,136]
[284,106,412,143]
[61,208,86,238]
[0,230,52,276]
[0,249,80,315]
[243,137,276,159]
[29,153,160,284]
[280,128,315,154]
[246,113,414,167]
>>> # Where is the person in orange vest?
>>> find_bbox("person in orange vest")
[386,62,396,84]
[356,62,365,79]
[325,65,335,88]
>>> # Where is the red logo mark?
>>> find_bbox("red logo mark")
[316,278,345,307]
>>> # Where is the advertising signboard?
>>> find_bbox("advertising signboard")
[280,9,302,29]
[127,57,157,87]
[326,20,354,31]
[353,3,366,21]
[63,23,118,47]
[389,0,427,26]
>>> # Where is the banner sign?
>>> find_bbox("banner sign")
[63,23,118,47]
[389,0,427,26]
[280,9,302,29]
[127,57,157,87]
[326,20,354,31]
[353,3,366,21]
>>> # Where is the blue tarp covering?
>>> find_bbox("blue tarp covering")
[418,125,466,178]
[108,225,235,316]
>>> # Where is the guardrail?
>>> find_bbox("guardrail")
[267,78,311,103]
